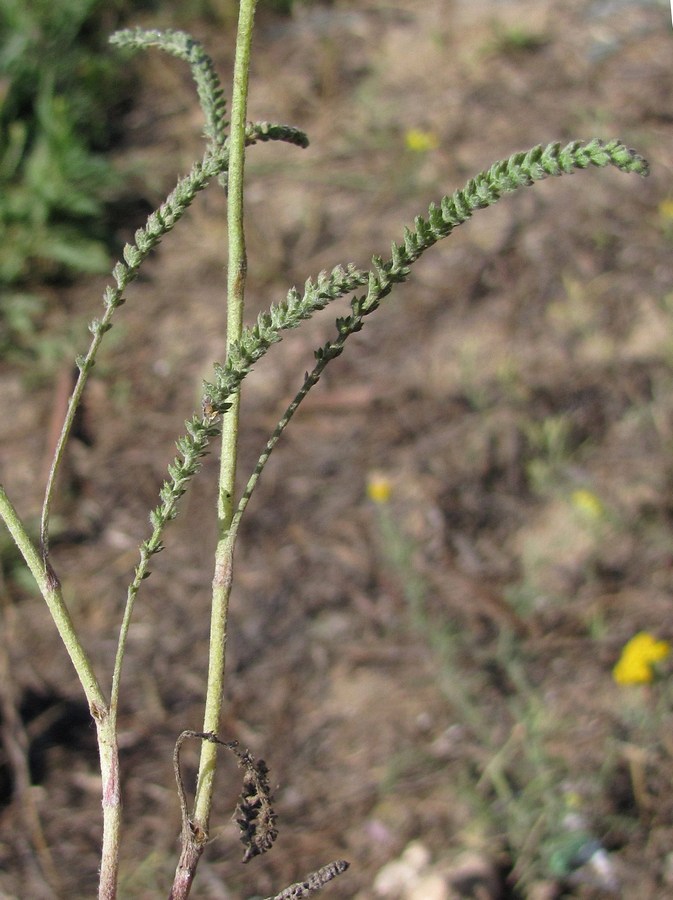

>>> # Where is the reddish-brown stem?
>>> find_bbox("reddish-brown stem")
[96,711,122,900]
[168,838,206,900]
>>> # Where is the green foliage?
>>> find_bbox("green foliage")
[524,414,575,494]
[110,28,229,154]
[0,0,128,352]
[369,497,610,890]
[134,0,313,33]
[168,0,312,24]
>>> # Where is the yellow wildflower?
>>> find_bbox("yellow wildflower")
[612,632,670,685]
[366,473,392,505]
[658,198,673,222]
[571,488,604,520]
[404,128,440,153]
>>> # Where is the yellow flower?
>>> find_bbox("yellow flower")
[404,128,440,153]
[658,198,673,222]
[571,488,604,520]
[612,632,671,685]
[366,473,392,505]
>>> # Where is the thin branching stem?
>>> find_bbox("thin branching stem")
[37,120,309,563]
[151,142,650,606]
[0,19,648,893]
[194,0,257,824]
[231,333,350,538]
[168,3,257,897]
[0,487,121,899]
[0,487,105,710]
[230,139,649,541]
[39,150,231,560]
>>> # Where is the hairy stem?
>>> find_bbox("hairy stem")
[171,2,257,896]
[40,150,232,560]
[197,0,256,812]
[97,721,122,900]
[108,129,309,723]
[231,334,349,539]
[0,487,121,898]
[0,487,105,710]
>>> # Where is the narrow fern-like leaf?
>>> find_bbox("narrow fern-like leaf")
[391,138,648,272]
[135,138,648,611]
[230,137,649,535]
[110,28,228,153]
[246,121,310,149]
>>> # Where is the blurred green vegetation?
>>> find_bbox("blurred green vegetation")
[0,0,319,359]
[171,0,316,23]
[0,0,132,356]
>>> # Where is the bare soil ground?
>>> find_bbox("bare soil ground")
[1,1,673,897]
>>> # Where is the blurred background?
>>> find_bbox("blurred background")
[1,0,672,897]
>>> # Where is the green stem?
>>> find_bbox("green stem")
[0,486,105,710]
[231,333,349,538]
[97,729,122,900]
[40,326,108,558]
[39,149,233,561]
[0,486,121,899]
[173,2,256,890]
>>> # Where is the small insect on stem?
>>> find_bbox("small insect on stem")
[202,396,218,421]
